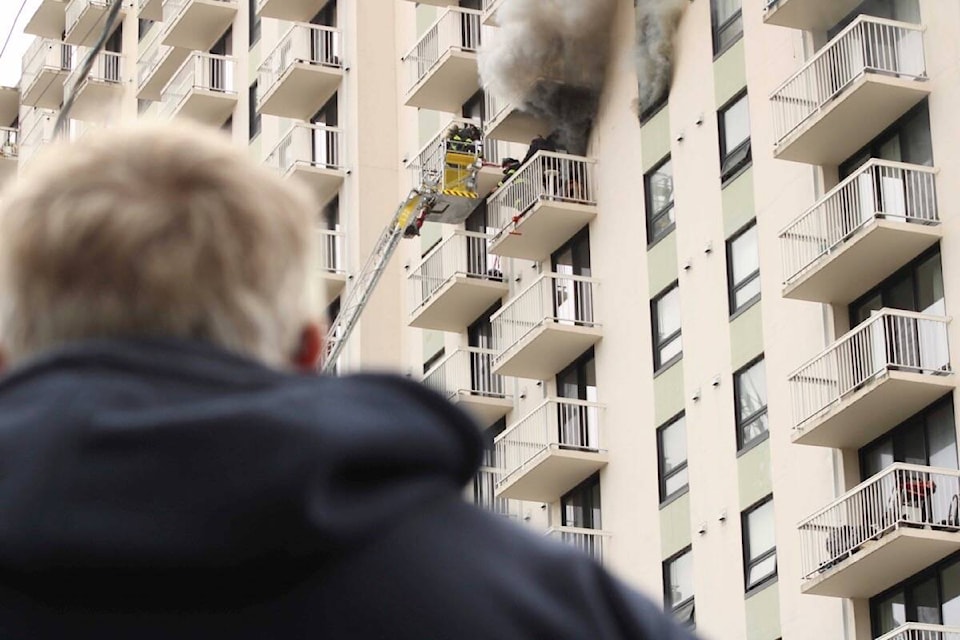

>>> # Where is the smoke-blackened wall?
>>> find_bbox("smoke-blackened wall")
[478,0,617,156]
[634,0,687,116]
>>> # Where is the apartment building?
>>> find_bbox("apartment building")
[3,0,960,638]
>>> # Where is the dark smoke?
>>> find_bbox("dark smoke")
[634,0,687,116]
[479,0,617,156]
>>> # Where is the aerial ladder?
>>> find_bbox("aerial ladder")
[320,134,489,374]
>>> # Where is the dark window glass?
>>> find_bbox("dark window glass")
[840,103,932,179]
[743,496,777,590]
[556,351,600,450]
[249,0,261,45]
[850,247,943,325]
[871,553,960,637]
[727,221,760,314]
[657,413,688,502]
[248,81,260,140]
[859,397,957,481]
[829,0,920,39]
[719,92,751,182]
[712,0,743,54]
[561,474,602,529]
[735,357,768,450]
[664,547,695,628]
[652,283,682,371]
[645,156,674,244]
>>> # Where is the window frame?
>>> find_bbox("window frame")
[657,412,688,504]
[734,355,768,452]
[645,154,675,246]
[742,494,777,593]
[651,282,682,373]
[727,220,761,316]
[663,546,696,629]
[711,0,743,56]
[718,90,752,184]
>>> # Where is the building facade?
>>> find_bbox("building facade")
[4,1,960,639]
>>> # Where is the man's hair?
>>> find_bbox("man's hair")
[0,121,319,367]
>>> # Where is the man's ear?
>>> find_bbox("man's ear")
[292,323,323,372]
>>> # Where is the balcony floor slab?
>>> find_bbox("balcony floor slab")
[485,107,548,144]
[763,0,861,31]
[138,46,190,101]
[404,50,480,113]
[784,219,942,305]
[258,0,329,22]
[489,199,597,261]
[259,64,343,121]
[287,163,345,207]
[793,370,955,450]
[410,276,507,332]
[169,90,237,127]
[493,322,602,380]
[803,526,960,598]
[496,446,608,503]
[451,392,513,429]
[22,69,67,109]
[162,2,237,51]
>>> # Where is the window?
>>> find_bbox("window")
[561,474,602,529]
[249,0,261,45]
[719,91,751,183]
[556,351,600,450]
[871,551,960,637]
[727,221,760,314]
[840,102,932,179]
[645,156,674,244]
[248,81,261,141]
[552,229,594,326]
[138,18,154,41]
[657,413,688,503]
[849,246,943,326]
[663,547,695,628]
[735,357,768,450]
[860,397,957,480]
[712,0,743,55]
[742,496,777,591]
[829,0,920,39]
[652,283,682,371]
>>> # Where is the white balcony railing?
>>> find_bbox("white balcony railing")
[423,347,507,402]
[488,152,597,232]
[780,159,938,285]
[495,397,603,487]
[877,623,960,640]
[137,21,166,88]
[472,466,512,516]
[546,526,610,563]
[492,272,598,363]
[403,7,482,90]
[789,309,950,428]
[22,38,73,90]
[159,52,236,119]
[67,48,122,88]
[799,463,960,581]
[483,85,511,127]
[266,123,344,175]
[771,16,926,147]
[0,126,19,158]
[314,227,344,275]
[409,231,501,313]
[259,23,342,93]
[18,108,57,166]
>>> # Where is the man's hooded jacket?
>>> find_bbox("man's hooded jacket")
[0,338,697,639]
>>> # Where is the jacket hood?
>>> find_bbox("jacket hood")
[0,338,482,572]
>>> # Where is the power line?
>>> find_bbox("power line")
[54,0,124,138]
[0,0,31,68]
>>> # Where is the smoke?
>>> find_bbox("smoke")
[634,0,687,116]
[479,0,617,156]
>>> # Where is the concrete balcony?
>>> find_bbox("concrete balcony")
[771,16,929,165]
[483,88,549,143]
[789,309,954,450]
[18,109,57,169]
[877,623,960,640]
[264,123,345,206]
[780,160,941,305]
[258,23,343,121]
[162,0,238,51]
[0,87,19,126]
[408,231,507,332]
[799,464,960,598]
[546,527,610,564]
[492,272,601,379]
[488,152,598,261]
[25,0,67,39]
[423,347,513,427]
[137,23,190,101]
[470,466,522,519]
[481,0,504,26]
[65,0,125,46]
[138,0,162,20]
[21,39,73,109]
[257,0,330,22]
[159,53,236,125]
[313,227,346,309]
[64,50,123,120]
[495,397,607,502]
[402,7,484,112]
[0,127,19,182]
[762,0,861,32]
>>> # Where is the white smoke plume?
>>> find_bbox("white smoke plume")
[479,0,618,155]
[634,0,687,116]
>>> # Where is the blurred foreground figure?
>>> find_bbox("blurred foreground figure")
[0,123,696,640]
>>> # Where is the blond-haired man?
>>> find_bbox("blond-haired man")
[0,123,696,640]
